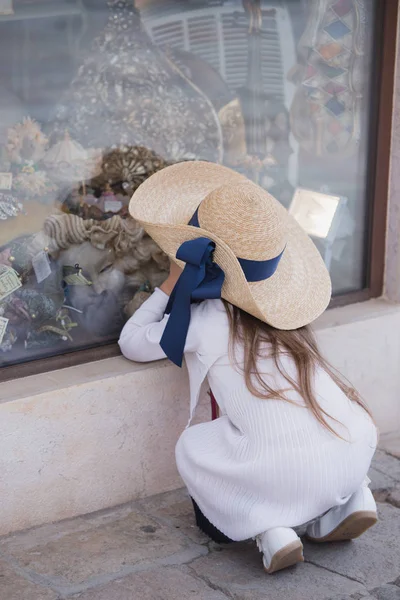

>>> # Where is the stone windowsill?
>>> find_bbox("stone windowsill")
[2,298,400,405]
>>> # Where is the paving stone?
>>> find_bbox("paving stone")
[330,595,374,600]
[371,451,400,484]
[0,559,59,600]
[387,489,400,509]
[0,505,205,590]
[71,566,228,600]
[370,585,400,600]
[303,503,400,588]
[379,437,400,459]
[137,488,209,545]
[369,467,397,497]
[189,542,366,600]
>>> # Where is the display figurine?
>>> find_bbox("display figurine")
[43,130,102,194]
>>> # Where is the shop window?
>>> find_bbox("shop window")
[0,0,395,378]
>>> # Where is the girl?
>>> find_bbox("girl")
[119,161,377,574]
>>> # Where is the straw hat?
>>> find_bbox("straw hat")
[129,161,331,330]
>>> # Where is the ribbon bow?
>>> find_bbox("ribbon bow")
[160,237,225,367]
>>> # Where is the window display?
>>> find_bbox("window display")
[0,0,380,367]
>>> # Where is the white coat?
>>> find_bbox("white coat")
[119,289,377,541]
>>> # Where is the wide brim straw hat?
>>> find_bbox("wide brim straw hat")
[129,161,331,330]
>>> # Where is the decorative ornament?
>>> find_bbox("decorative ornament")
[24,329,68,350]
[13,168,57,200]
[6,117,49,165]
[63,264,93,286]
[26,307,78,347]
[43,213,143,256]
[16,288,58,324]
[0,192,24,220]
[99,183,121,213]
[43,130,102,188]
[89,146,169,197]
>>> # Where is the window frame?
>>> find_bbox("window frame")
[0,0,397,382]
[330,0,398,307]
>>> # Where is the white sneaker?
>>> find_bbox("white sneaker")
[256,527,304,574]
[306,486,378,543]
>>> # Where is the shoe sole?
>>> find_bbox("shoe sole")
[306,510,378,543]
[265,540,304,574]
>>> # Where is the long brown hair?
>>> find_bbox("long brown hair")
[223,302,373,437]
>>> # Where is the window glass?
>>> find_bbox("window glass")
[0,0,378,366]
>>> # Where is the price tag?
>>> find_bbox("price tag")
[0,266,21,301]
[0,173,13,190]
[0,316,8,345]
[32,250,51,283]
[104,199,122,213]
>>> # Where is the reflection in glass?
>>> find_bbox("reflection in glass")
[290,189,341,240]
[0,0,377,366]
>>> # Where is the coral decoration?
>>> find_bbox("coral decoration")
[13,168,57,199]
[6,117,49,165]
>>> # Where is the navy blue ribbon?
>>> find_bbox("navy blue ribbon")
[160,237,225,367]
[161,207,285,367]
[189,208,284,282]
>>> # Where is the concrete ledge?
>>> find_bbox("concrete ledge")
[1,359,210,536]
[1,299,400,535]
[314,299,400,436]
[315,298,400,329]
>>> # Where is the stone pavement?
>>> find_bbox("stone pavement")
[1,449,400,600]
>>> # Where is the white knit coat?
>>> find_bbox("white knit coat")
[119,289,377,541]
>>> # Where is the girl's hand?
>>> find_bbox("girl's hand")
[160,259,182,296]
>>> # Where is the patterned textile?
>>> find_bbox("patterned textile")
[288,0,367,157]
